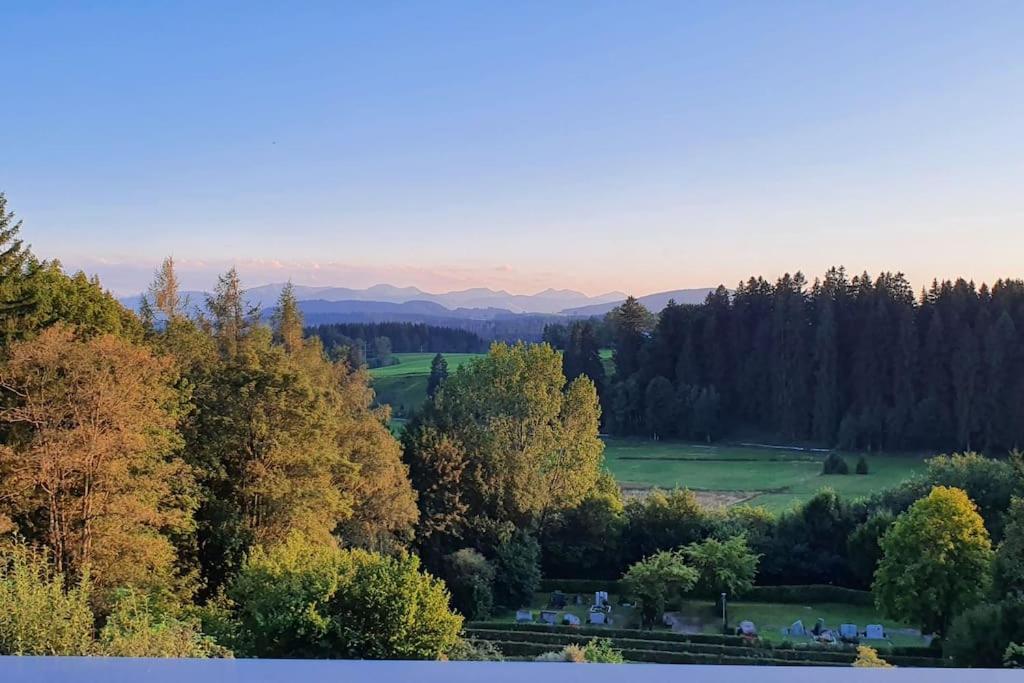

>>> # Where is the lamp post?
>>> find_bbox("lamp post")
[721,592,727,632]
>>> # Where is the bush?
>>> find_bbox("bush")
[583,638,624,663]
[445,637,504,661]
[228,533,463,660]
[822,453,849,475]
[853,645,892,668]
[945,595,1024,667]
[1005,642,1024,668]
[99,590,230,658]
[492,531,541,608]
[444,549,495,620]
[855,456,869,475]
[0,544,94,656]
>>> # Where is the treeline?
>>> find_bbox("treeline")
[602,268,1024,452]
[309,321,486,366]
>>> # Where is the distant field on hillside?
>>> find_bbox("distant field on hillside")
[370,352,483,416]
[603,438,927,513]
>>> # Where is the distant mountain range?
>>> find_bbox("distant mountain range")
[119,284,716,331]
[560,288,715,316]
[241,283,628,315]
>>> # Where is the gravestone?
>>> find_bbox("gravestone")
[515,609,533,623]
[563,613,581,626]
[588,611,607,625]
[540,610,558,625]
[840,624,858,639]
[739,621,757,636]
[594,591,609,608]
[790,620,806,637]
[865,624,885,640]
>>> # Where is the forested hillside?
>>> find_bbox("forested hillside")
[309,322,487,362]
[601,269,1024,453]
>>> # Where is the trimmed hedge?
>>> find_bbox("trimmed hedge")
[467,628,945,668]
[490,640,842,667]
[743,585,874,606]
[539,579,623,594]
[539,579,873,607]
[468,629,857,664]
[468,621,747,645]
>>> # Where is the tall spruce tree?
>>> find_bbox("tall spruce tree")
[272,282,304,353]
[0,193,33,321]
[426,353,448,398]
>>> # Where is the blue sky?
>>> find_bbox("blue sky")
[3,1,1023,295]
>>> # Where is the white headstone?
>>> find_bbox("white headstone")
[840,624,858,639]
[739,620,757,636]
[790,620,806,637]
[540,610,558,625]
[589,612,607,625]
[865,624,885,640]
[563,614,581,626]
[515,610,533,623]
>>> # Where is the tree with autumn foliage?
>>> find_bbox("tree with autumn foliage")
[0,325,192,602]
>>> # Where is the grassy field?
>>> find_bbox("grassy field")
[604,438,927,512]
[369,352,483,416]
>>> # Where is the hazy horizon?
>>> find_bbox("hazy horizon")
[5,2,1024,296]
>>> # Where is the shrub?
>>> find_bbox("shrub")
[822,453,849,475]
[583,638,624,663]
[99,590,230,658]
[853,645,892,668]
[1005,642,1024,668]
[0,544,94,656]
[445,637,504,661]
[444,549,495,620]
[228,533,463,659]
[945,595,1024,667]
[492,531,541,608]
[855,456,869,475]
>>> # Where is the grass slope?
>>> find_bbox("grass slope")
[369,352,483,416]
[603,438,926,512]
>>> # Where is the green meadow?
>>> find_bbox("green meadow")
[603,438,927,512]
[369,352,483,416]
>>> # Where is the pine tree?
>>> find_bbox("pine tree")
[426,353,448,398]
[272,282,304,353]
[0,193,33,319]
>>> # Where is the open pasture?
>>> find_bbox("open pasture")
[369,352,483,416]
[603,438,927,513]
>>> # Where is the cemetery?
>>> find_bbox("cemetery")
[475,588,940,666]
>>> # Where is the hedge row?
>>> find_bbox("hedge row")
[468,621,746,646]
[743,585,874,606]
[490,640,842,667]
[467,628,943,668]
[467,629,857,664]
[539,580,875,607]
[539,579,623,594]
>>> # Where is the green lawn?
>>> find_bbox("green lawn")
[708,600,925,647]
[368,352,483,378]
[369,353,483,416]
[603,437,927,512]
